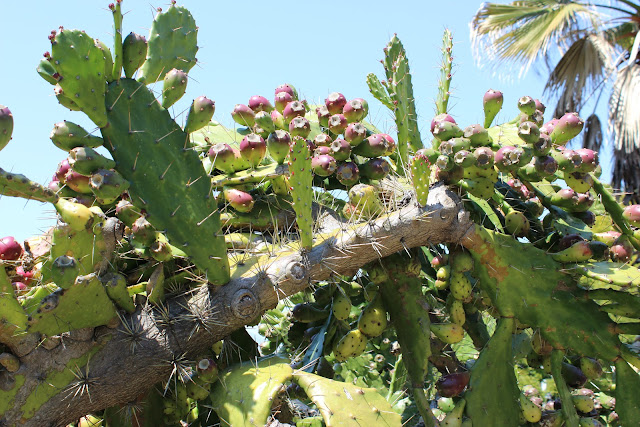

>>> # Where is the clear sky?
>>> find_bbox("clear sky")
[0,0,578,242]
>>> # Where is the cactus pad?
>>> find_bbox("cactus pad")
[288,137,313,250]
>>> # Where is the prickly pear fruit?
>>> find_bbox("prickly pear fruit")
[483,89,503,128]
[623,204,640,227]
[0,236,22,261]
[254,111,275,135]
[282,100,306,124]
[90,169,129,204]
[344,122,367,146]
[161,68,188,109]
[505,210,530,237]
[518,121,541,144]
[343,98,368,122]
[431,113,457,132]
[335,162,359,186]
[572,395,595,414]
[325,92,347,115]
[331,291,352,321]
[239,133,267,167]
[50,121,103,151]
[464,124,491,146]
[224,187,254,213]
[54,198,96,231]
[441,398,466,427]
[248,95,273,113]
[348,184,383,218]
[430,322,465,344]
[357,293,388,337]
[451,251,473,273]
[359,157,390,180]
[411,150,431,207]
[518,95,537,115]
[579,357,603,380]
[433,121,464,141]
[0,105,13,151]
[267,130,291,164]
[551,240,593,263]
[276,92,294,114]
[185,96,215,133]
[292,303,330,323]
[329,138,351,162]
[437,372,470,397]
[209,143,247,174]
[550,112,584,145]
[275,83,297,99]
[565,172,593,193]
[333,328,367,362]
[520,393,542,423]
[289,116,311,138]
[450,299,466,325]
[449,272,472,301]
[232,104,256,128]
[311,154,337,177]
[328,113,348,135]
[69,147,116,175]
[494,146,523,171]
[122,32,147,78]
[610,235,634,262]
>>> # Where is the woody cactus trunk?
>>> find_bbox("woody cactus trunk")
[1,2,640,426]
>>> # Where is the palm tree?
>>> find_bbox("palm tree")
[470,0,640,201]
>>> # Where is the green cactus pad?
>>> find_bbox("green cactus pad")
[26,273,117,336]
[614,358,640,426]
[410,152,431,207]
[50,29,108,127]
[209,356,293,427]
[436,29,454,115]
[464,317,520,426]
[36,58,58,85]
[288,137,313,250]
[101,78,229,284]
[137,5,198,84]
[463,225,623,362]
[294,371,401,427]
[576,262,640,290]
[0,266,29,346]
[366,73,394,110]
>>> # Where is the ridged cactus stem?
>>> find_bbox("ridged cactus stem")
[288,137,314,250]
[591,175,640,250]
[550,350,580,427]
[412,387,437,427]
[435,29,453,115]
[110,1,123,81]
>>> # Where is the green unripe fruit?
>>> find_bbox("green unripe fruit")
[449,299,465,326]
[579,357,603,380]
[331,291,352,321]
[518,121,540,145]
[334,329,367,362]
[357,293,388,337]
[0,105,14,151]
[186,377,211,400]
[517,96,536,116]
[161,68,188,108]
[572,395,595,414]
[519,393,542,423]
[185,96,215,133]
[50,121,103,151]
[450,272,472,301]
[122,32,147,78]
[291,303,329,323]
[460,177,495,200]
[483,89,503,128]
[565,171,593,193]
[451,251,474,273]
[431,323,465,344]
[437,265,451,281]
[505,210,530,237]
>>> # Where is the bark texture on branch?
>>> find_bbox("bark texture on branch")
[2,183,472,426]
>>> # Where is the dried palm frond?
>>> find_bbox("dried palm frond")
[470,0,601,76]
[582,113,603,152]
[609,63,640,154]
[544,34,615,117]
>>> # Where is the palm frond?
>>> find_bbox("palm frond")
[582,114,603,152]
[603,21,639,54]
[471,0,602,76]
[612,148,640,203]
[544,34,615,117]
[609,63,640,154]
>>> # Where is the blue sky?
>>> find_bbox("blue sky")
[0,0,580,241]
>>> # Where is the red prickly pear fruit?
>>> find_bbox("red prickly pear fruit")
[436,372,470,397]
[353,133,388,157]
[231,104,256,128]
[534,99,546,113]
[325,92,347,115]
[623,204,640,227]
[495,146,522,171]
[518,121,541,144]
[344,122,367,147]
[540,118,559,135]
[266,130,291,164]
[122,32,148,78]
[430,113,456,133]
[248,95,274,113]
[505,210,530,237]
[196,358,219,383]
[557,234,585,251]
[335,162,360,186]
[343,98,368,123]
[575,148,598,173]
[551,240,593,263]
[0,105,14,151]
[532,133,552,156]
[552,147,583,173]
[328,114,348,135]
[550,188,578,210]
[483,89,503,128]
[533,155,558,178]
[275,83,297,99]
[473,147,494,169]
[55,159,71,182]
[313,133,333,147]
[561,362,588,388]
[184,96,215,134]
[330,138,351,161]
[64,170,92,194]
[432,120,463,141]
[289,116,311,138]
[360,157,390,180]
[282,100,306,124]
[0,236,23,261]
[314,105,330,128]
[275,91,293,114]
[550,112,584,145]
[311,154,337,177]
[15,265,34,286]
[574,192,594,212]
[314,145,332,156]
[161,68,188,109]
[463,123,491,146]
[610,235,634,262]
[224,187,255,213]
[518,95,537,116]
[380,134,396,156]
[239,133,267,167]
[431,254,448,268]
[270,110,285,130]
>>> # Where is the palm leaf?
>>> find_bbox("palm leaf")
[609,63,640,154]
[604,21,639,52]
[582,113,603,152]
[544,34,615,117]
[471,0,601,75]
